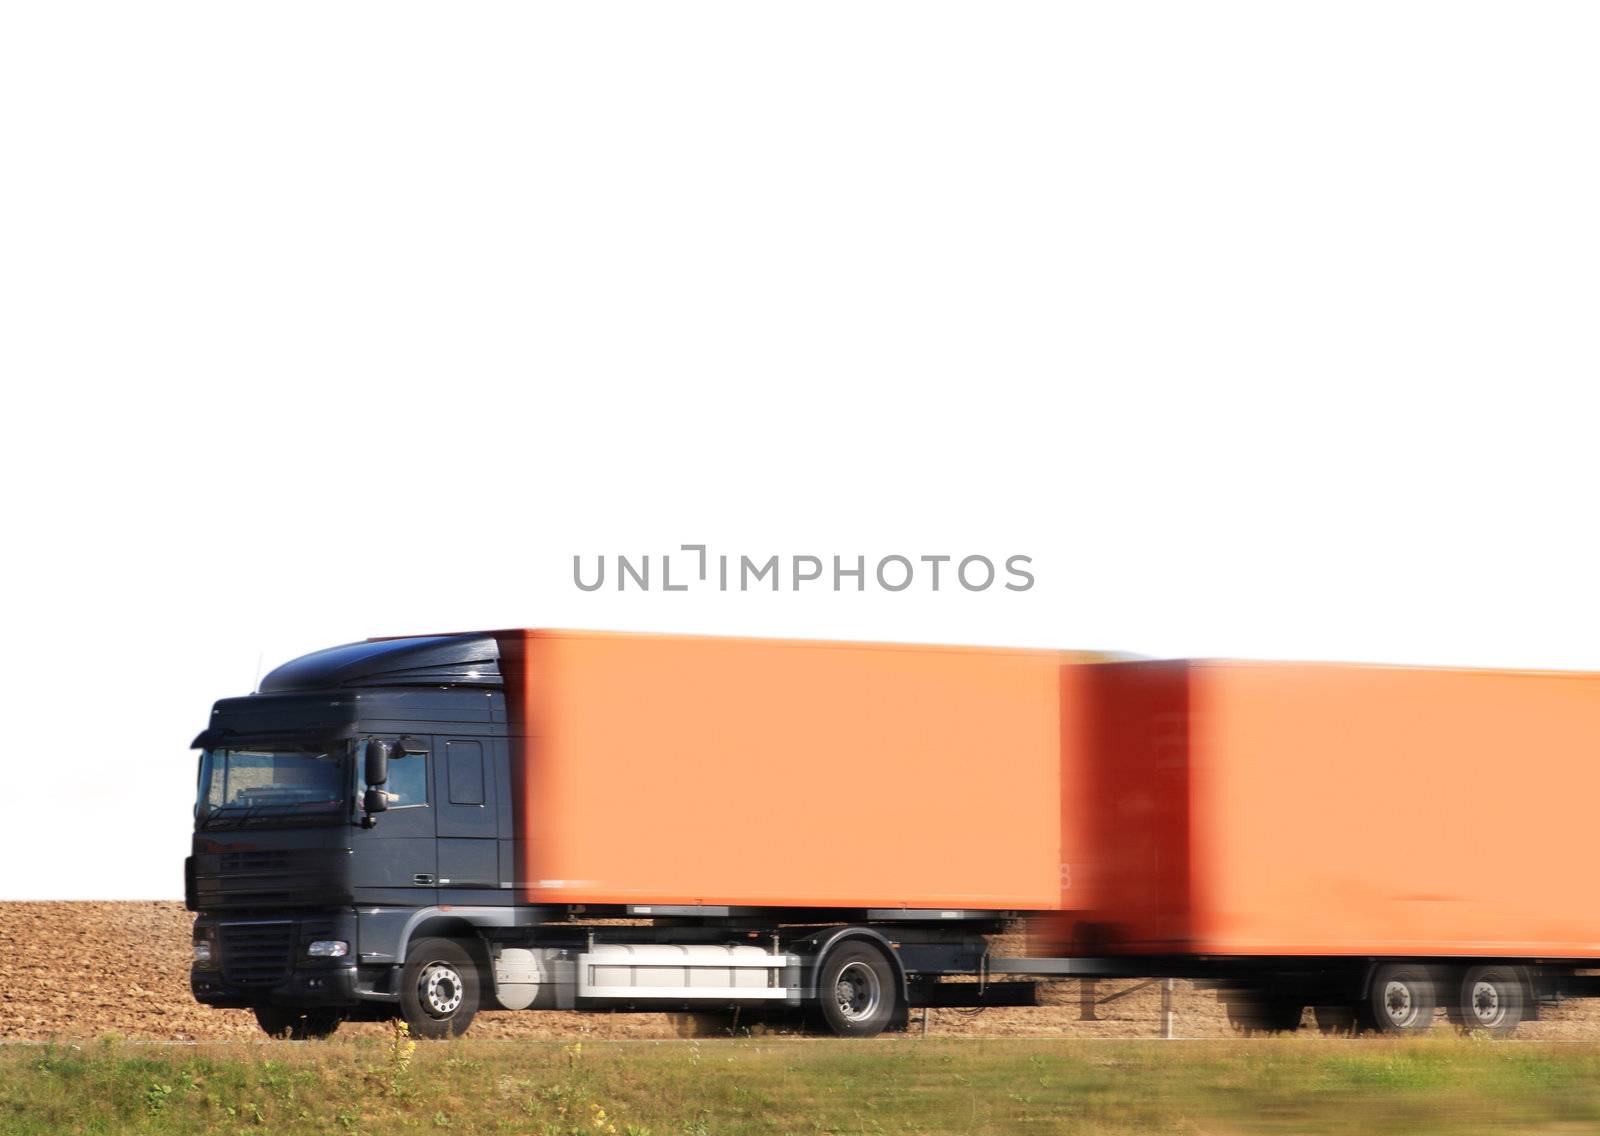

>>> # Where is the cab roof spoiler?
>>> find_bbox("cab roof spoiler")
[257,633,502,694]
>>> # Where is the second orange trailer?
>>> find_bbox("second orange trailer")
[1045,658,1600,1033]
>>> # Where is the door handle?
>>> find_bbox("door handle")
[413,873,436,886]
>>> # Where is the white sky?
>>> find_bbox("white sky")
[3,2,1597,898]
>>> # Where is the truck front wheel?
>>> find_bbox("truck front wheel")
[815,942,898,1038]
[253,1006,343,1040]
[399,937,481,1039]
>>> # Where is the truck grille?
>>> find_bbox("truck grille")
[219,850,293,873]
[192,846,352,910]
[219,921,294,987]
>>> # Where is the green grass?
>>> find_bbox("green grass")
[5,1030,1600,1135]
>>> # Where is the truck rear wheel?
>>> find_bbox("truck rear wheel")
[1451,966,1525,1037]
[1363,964,1436,1034]
[399,937,481,1039]
[253,1006,343,1040]
[815,942,897,1038]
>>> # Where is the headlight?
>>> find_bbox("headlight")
[307,940,349,958]
[192,940,213,964]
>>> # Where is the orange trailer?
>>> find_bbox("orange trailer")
[1047,658,1600,1033]
[495,629,1091,911]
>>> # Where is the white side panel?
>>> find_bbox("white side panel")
[493,947,576,1010]
[577,943,793,1001]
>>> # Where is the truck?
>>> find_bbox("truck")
[187,630,1104,1039]
[187,631,1600,1039]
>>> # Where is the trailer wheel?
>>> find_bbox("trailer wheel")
[815,942,897,1038]
[1452,966,1525,1037]
[253,1006,343,1040]
[399,937,481,1039]
[1363,964,1436,1034]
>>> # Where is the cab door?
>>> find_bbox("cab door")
[350,737,437,900]
[433,737,499,891]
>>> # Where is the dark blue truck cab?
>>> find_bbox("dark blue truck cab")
[187,634,518,1037]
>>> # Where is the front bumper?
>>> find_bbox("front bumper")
[191,962,361,1008]
[191,909,388,1009]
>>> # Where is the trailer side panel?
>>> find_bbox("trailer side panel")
[498,630,1073,911]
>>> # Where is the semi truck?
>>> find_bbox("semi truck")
[187,630,1600,1039]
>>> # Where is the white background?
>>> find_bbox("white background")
[2,3,1596,899]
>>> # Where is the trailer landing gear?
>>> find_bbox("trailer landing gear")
[1223,993,1304,1034]
[1313,1005,1357,1035]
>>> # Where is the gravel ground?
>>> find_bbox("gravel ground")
[4,902,1596,1042]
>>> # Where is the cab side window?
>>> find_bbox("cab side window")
[384,749,429,808]
[446,740,485,806]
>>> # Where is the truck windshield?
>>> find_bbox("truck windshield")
[197,746,347,827]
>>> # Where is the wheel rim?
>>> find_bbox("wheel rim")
[1470,980,1505,1027]
[420,962,464,1017]
[1383,979,1418,1027]
[834,961,881,1022]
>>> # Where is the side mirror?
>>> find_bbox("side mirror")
[360,785,389,827]
[364,739,391,788]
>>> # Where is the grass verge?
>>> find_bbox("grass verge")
[3,1030,1599,1134]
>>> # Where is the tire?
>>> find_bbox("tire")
[1453,966,1526,1038]
[1224,993,1303,1034]
[815,942,897,1038]
[399,937,481,1039]
[1314,1005,1357,1035]
[1363,964,1436,1034]
[253,1006,343,1040]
